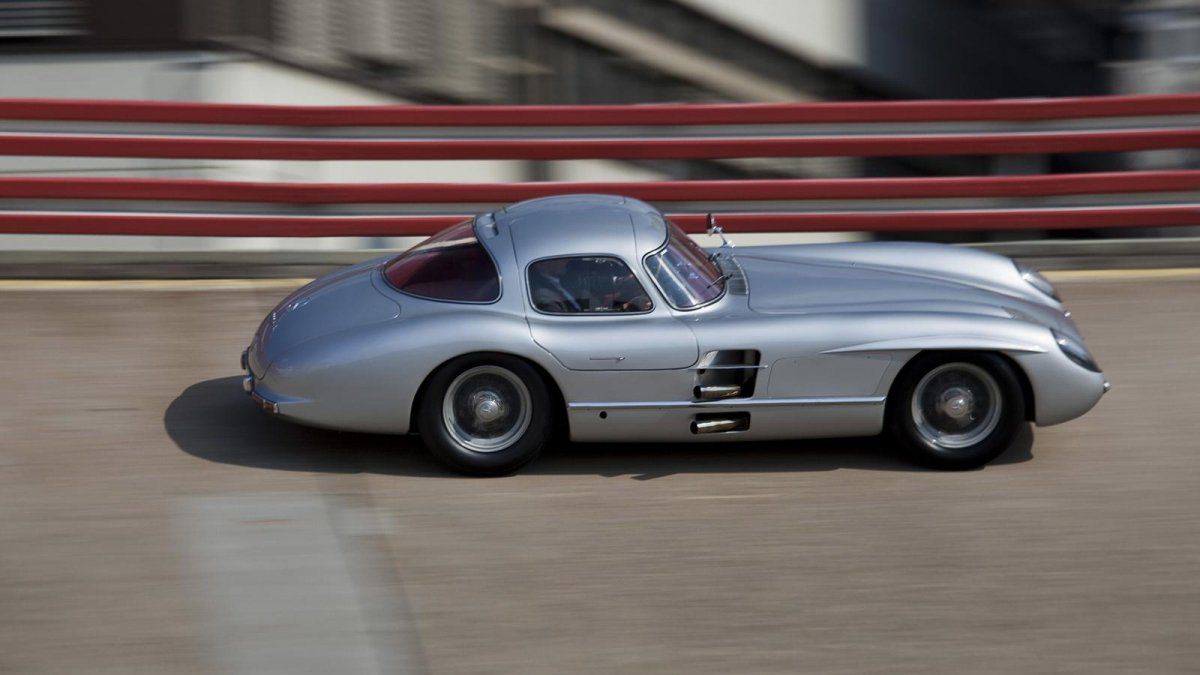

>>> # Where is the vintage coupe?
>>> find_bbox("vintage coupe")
[242,195,1107,475]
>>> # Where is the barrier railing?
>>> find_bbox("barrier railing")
[2,130,1199,160]
[4,93,1200,125]
[1,95,1199,236]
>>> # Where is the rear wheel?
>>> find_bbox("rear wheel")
[886,353,1026,470]
[418,354,553,476]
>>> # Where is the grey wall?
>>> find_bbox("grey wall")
[861,0,1109,98]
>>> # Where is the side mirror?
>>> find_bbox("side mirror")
[705,213,733,248]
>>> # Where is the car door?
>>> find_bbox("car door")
[524,254,698,370]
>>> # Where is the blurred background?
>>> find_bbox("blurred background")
[2,0,1200,256]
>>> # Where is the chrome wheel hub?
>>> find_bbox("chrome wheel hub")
[442,366,532,453]
[471,391,504,423]
[910,363,1002,450]
[939,387,975,419]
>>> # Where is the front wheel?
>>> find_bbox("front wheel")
[886,353,1027,470]
[418,354,554,476]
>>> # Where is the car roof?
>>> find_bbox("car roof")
[492,194,669,267]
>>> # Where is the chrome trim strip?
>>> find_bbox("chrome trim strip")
[568,396,885,411]
[689,364,769,370]
[250,391,279,414]
[823,340,1047,355]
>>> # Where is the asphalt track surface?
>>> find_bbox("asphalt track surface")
[2,273,1199,674]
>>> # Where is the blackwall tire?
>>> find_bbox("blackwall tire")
[886,352,1027,470]
[418,353,553,476]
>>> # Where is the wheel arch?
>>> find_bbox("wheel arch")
[888,349,1035,422]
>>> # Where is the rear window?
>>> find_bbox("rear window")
[383,220,500,302]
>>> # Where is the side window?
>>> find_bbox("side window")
[383,219,500,303]
[528,256,653,314]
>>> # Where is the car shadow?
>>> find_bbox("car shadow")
[165,376,1033,480]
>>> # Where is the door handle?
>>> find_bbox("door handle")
[589,356,626,362]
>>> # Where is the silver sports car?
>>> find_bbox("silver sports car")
[243,194,1107,475]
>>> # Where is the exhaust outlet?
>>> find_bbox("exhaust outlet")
[694,384,742,400]
[691,418,740,434]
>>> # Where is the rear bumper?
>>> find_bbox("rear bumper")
[242,350,278,414]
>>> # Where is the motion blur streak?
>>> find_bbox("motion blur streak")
[178,494,424,674]
[1,276,1198,673]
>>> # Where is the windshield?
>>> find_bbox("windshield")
[644,219,726,309]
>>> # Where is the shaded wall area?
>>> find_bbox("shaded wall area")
[861,0,1113,99]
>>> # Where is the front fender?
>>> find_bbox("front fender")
[1009,349,1107,426]
[824,320,1104,427]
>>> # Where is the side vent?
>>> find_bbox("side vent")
[692,350,761,401]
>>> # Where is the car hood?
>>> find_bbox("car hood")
[732,242,1073,331]
[249,256,400,376]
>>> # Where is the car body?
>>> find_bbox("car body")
[243,194,1107,474]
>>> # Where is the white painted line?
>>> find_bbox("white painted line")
[1045,267,1200,282]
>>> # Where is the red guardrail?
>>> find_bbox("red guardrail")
[1,129,1199,160]
[2,207,1197,237]
[0,95,1198,236]
[2,93,1200,125]
[0,171,1196,202]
